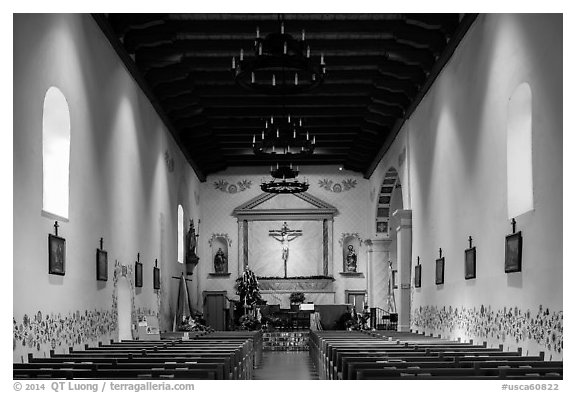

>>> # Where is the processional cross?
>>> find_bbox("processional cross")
[269,222,302,278]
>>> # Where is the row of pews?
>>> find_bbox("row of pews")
[14,331,262,380]
[310,330,563,380]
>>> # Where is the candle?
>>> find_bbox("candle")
[301,29,305,41]
[283,42,287,54]
[306,131,309,141]
[232,57,235,69]
[261,130,265,139]
[293,129,296,139]
[307,46,310,58]
[251,72,255,83]
[276,129,279,138]
[281,22,284,34]
[258,43,262,55]
[295,73,298,85]
[240,49,244,61]
[353,297,356,306]
[256,26,260,39]
[272,74,276,86]
[320,53,325,65]
[252,135,255,144]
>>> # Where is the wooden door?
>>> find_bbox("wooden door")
[346,291,366,314]
[203,292,226,331]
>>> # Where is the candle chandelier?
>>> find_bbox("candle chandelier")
[252,114,316,157]
[260,164,310,194]
[231,20,327,94]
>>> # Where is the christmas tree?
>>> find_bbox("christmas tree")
[235,265,262,308]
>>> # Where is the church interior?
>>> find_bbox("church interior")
[13,13,563,381]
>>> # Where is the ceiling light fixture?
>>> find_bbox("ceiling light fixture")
[260,164,309,194]
[252,115,315,157]
[231,19,326,94]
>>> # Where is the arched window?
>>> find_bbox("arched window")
[376,168,398,235]
[177,205,184,263]
[507,83,534,218]
[42,87,71,220]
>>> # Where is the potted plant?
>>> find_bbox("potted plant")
[289,292,305,311]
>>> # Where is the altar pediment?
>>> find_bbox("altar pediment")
[232,192,338,220]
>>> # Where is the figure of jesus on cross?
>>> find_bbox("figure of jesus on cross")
[269,222,302,278]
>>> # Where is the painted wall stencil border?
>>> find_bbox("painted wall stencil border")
[214,179,252,194]
[411,305,563,354]
[318,178,357,193]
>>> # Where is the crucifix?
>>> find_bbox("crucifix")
[269,222,302,278]
[54,221,59,236]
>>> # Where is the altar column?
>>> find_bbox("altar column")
[366,239,392,310]
[393,209,412,332]
[237,219,249,275]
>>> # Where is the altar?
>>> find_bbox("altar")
[258,277,336,308]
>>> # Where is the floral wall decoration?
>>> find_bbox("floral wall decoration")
[318,178,357,193]
[214,179,252,194]
[411,305,563,354]
[208,233,232,247]
[338,232,363,247]
[164,150,174,173]
[13,309,117,355]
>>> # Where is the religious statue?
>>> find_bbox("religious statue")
[213,247,227,273]
[269,222,303,278]
[185,219,200,274]
[346,244,357,272]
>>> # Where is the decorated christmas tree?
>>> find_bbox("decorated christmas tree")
[235,265,262,307]
[234,266,263,330]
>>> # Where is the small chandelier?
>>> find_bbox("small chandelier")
[252,114,316,157]
[261,164,309,194]
[231,21,327,95]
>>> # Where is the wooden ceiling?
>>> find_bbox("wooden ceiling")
[95,13,476,181]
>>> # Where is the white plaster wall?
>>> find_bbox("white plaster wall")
[198,166,371,306]
[13,14,200,361]
[371,14,563,359]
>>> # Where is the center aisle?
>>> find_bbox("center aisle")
[254,351,319,380]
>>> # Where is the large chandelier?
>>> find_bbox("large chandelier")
[231,21,327,94]
[261,164,309,194]
[252,114,316,157]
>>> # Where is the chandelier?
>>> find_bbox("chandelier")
[261,164,309,194]
[231,21,327,94]
[252,114,316,157]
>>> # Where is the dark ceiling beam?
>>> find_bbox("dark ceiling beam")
[192,84,372,97]
[205,106,366,117]
[365,13,478,179]
[364,113,396,128]
[367,102,405,118]
[224,155,350,165]
[198,95,372,107]
[91,14,206,182]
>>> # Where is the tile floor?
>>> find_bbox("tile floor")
[254,351,319,380]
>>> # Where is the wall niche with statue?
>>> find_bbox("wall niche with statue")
[339,233,364,277]
[208,234,231,277]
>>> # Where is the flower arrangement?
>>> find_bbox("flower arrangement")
[238,314,260,331]
[178,312,214,333]
[289,292,306,304]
